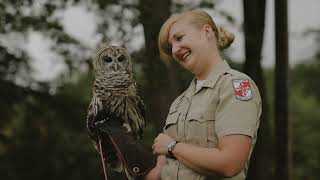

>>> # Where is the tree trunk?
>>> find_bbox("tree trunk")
[138,0,179,132]
[275,0,290,179]
[242,0,273,179]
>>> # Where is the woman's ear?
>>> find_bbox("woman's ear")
[203,24,212,32]
[203,24,213,39]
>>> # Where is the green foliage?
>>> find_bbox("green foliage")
[288,57,320,179]
[260,58,320,180]
[0,73,101,180]
[260,57,320,179]
[290,86,320,179]
[290,58,320,100]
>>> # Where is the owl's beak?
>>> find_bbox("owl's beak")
[113,63,118,71]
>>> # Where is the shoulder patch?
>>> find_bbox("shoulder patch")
[232,79,253,101]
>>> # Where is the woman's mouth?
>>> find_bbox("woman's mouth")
[181,51,191,62]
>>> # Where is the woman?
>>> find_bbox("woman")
[146,10,261,180]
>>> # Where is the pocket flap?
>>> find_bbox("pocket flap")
[187,111,214,122]
[164,110,179,128]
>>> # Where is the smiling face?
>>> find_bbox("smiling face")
[168,18,221,79]
[96,46,131,73]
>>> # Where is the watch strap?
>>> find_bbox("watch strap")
[168,141,179,159]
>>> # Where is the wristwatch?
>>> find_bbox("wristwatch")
[167,140,179,159]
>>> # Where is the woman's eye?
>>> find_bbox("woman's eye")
[176,35,184,41]
[103,56,112,63]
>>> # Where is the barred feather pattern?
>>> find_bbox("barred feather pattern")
[87,70,146,139]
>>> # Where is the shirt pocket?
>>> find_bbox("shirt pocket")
[164,109,180,140]
[186,111,218,147]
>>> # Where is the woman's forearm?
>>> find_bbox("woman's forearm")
[172,135,251,177]
[172,142,227,176]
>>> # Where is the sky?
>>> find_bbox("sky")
[25,0,320,81]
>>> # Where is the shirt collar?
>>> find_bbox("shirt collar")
[203,60,230,88]
[184,60,231,99]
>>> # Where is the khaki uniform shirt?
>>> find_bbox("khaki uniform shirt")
[161,60,261,180]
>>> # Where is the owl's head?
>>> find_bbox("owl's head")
[94,46,132,73]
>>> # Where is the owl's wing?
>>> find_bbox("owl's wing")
[86,95,102,140]
[137,95,146,138]
[135,82,146,121]
[87,94,121,166]
[127,85,146,139]
[88,93,124,133]
[136,93,146,126]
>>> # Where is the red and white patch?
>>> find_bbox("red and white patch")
[232,79,253,101]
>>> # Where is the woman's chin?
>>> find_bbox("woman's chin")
[183,60,196,72]
[183,65,196,74]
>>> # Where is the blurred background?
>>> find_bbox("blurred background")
[0,0,319,179]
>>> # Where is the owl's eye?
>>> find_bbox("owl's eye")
[118,55,126,62]
[103,56,112,63]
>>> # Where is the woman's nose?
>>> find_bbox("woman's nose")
[171,43,179,55]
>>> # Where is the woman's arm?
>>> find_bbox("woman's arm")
[144,155,167,180]
[152,133,252,177]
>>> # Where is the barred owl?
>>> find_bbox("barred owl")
[86,45,146,141]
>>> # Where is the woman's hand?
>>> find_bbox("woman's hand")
[152,133,175,155]
[144,155,167,180]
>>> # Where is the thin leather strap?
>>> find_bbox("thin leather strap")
[98,138,108,180]
[107,133,153,177]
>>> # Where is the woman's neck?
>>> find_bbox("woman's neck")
[195,54,222,80]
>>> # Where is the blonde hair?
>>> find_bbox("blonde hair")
[158,10,235,63]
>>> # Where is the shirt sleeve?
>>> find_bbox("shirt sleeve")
[215,74,261,139]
